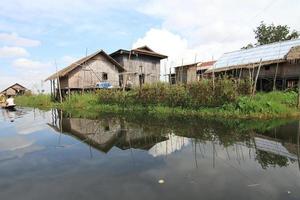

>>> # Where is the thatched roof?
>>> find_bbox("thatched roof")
[207,38,300,73]
[110,45,168,59]
[0,83,28,95]
[46,50,125,81]
[286,46,300,60]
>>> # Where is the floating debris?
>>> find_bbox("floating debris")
[158,179,165,184]
[247,184,260,187]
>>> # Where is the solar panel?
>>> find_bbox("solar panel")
[213,38,300,71]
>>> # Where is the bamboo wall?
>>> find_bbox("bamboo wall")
[61,54,121,89]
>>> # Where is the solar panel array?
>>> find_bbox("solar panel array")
[214,38,300,70]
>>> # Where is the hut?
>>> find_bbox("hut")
[0,83,29,96]
[175,60,216,84]
[110,46,168,87]
[46,50,125,99]
[206,38,300,91]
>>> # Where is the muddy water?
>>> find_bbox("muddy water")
[0,108,300,200]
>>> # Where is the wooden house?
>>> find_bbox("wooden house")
[206,38,300,91]
[0,83,29,96]
[110,46,167,87]
[175,60,216,84]
[46,50,125,97]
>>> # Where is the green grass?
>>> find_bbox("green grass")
[15,90,300,120]
[15,94,54,109]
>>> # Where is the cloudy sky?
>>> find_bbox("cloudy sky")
[0,0,299,92]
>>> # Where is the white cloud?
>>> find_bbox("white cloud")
[132,28,215,73]
[134,0,300,75]
[12,58,52,70]
[0,32,41,47]
[0,46,29,58]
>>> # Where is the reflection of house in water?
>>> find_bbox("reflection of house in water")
[48,110,168,153]
[254,137,298,160]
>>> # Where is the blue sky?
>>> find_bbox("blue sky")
[0,0,299,92]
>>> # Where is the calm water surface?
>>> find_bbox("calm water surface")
[0,108,300,200]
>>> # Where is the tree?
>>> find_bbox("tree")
[254,21,299,45]
[241,43,254,50]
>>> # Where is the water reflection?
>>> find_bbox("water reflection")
[48,109,300,170]
[2,108,300,200]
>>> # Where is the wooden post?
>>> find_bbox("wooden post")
[298,76,300,109]
[273,42,282,91]
[181,59,183,83]
[50,80,53,100]
[252,59,262,96]
[238,68,242,82]
[57,78,62,103]
[169,67,172,85]
[273,61,279,91]
[68,88,71,101]
[212,66,215,91]
[53,79,56,100]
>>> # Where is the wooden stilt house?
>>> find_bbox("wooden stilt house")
[206,38,300,91]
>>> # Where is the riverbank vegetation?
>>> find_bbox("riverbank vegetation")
[15,79,300,119]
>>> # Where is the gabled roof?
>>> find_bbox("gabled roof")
[208,38,300,73]
[174,60,216,70]
[110,46,168,59]
[174,62,200,69]
[198,60,216,68]
[0,83,28,94]
[46,50,125,81]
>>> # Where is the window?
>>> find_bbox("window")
[102,73,108,81]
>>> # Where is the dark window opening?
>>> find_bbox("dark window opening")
[139,73,145,85]
[103,73,108,81]
[104,125,110,131]
[265,66,270,70]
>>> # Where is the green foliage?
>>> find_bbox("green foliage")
[254,21,299,45]
[96,79,251,108]
[15,94,52,108]
[222,91,298,116]
[14,82,300,119]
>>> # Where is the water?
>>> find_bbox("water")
[0,108,300,200]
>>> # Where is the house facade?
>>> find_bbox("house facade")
[110,46,167,87]
[175,61,216,84]
[0,83,29,96]
[46,50,125,94]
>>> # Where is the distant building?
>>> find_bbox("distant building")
[206,38,300,91]
[168,73,176,85]
[0,83,29,96]
[110,46,168,87]
[175,60,216,84]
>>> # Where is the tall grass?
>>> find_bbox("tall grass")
[15,94,52,108]
[96,78,251,108]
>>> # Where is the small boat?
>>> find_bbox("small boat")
[1,104,16,110]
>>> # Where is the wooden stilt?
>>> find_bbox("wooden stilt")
[273,62,279,91]
[252,59,262,96]
[50,80,53,100]
[298,76,300,109]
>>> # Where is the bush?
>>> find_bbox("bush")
[94,78,252,109]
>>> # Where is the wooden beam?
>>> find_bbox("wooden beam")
[252,59,262,96]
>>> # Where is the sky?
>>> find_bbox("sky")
[0,0,299,92]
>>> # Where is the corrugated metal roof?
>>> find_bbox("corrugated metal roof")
[212,38,300,72]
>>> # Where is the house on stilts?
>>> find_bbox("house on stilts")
[206,38,300,91]
[46,46,168,100]
[45,50,125,99]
